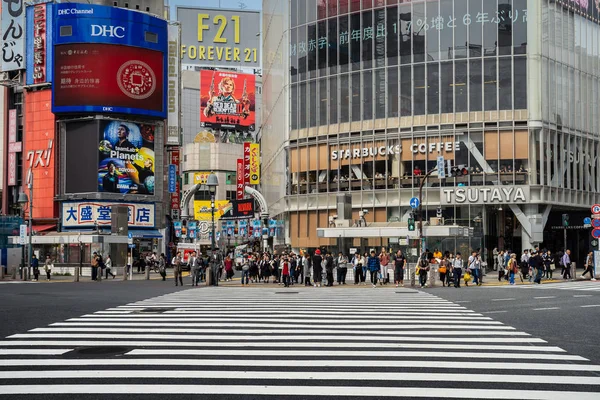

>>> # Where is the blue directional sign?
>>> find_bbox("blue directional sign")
[437,156,446,179]
[410,197,420,209]
[128,233,132,239]
[584,217,592,225]
[168,164,177,193]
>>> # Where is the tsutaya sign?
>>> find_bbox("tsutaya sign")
[441,186,530,205]
[331,142,460,160]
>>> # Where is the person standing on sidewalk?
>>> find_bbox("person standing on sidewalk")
[43,255,53,281]
[172,251,183,286]
[508,253,518,285]
[189,252,200,286]
[452,253,463,288]
[581,251,596,280]
[531,251,544,284]
[158,253,167,281]
[337,252,348,285]
[312,250,323,287]
[367,250,380,288]
[29,254,39,282]
[303,252,312,286]
[418,252,430,288]
[542,250,553,280]
[561,249,572,280]
[520,249,530,280]
[352,252,364,285]
[104,255,116,279]
[438,254,449,287]
[90,252,99,281]
[394,249,406,287]
[468,251,482,286]
[379,247,390,285]
[241,255,251,285]
[325,251,335,287]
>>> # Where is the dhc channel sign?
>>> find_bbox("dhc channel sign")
[50,3,168,118]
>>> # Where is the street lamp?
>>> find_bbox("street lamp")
[206,173,219,286]
[17,182,33,279]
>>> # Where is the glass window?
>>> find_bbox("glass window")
[291,0,297,27]
[318,0,327,19]
[387,6,398,65]
[388,66,399,117]
[350,12,361,70]
[484,58,497,111]
[330,76,339,124]
[340,74,350,122]
[328,0,338,17]
[291,84,298,129]
[399,3,411,64]
[469,59,483,111]
[309,80,317,127]
[291,28,298,83]
[426,1,439,61]
[319,79,328,125]
[455,60,468,112]
[340,0,350,14]
[328,18,338,74]
[414,64,425,115]
[400,65,411,116]
[307,0,317,23]
[351,0,361,12]
[427,62,440,114]
[318,21,327,76]
[513,0,527,54]
[362,10,373,69]
[454,0,468,59]
[374,8,386,68]
[498,0,512,56]
[298,26,307,81]
[298,0,306,26]
[468,0,482,57]
[440,0,453,60]
[441,61,454,113]
[299,82,307,128]
[339,15,350,73]
[499,57,512,110]
[351,72,361,121]
[308,24,317,78]
[363,70,373,120]
[482,0,497,56]
[375,68,386,119]
[412,2,425,63]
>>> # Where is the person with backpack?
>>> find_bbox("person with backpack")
[367,250,380,288]
[581,251,596,280]
[417,252,430,288]
[172,251,183,286]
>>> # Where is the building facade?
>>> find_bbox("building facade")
[262,0,600,263]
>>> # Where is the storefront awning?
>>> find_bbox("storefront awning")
[28,224,56,234]
[128,229,163,239]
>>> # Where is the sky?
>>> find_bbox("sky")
[168,0,262,16]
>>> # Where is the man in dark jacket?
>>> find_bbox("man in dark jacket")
[312,250,323,287]
[325,252,335,286]
[531,251,544,284]
[367,250,381,287]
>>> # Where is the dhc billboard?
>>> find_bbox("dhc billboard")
[48,3,168,118]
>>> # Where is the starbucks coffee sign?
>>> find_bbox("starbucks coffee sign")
[331,141,460,160]
[441,186,530,205]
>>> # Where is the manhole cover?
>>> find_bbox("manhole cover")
[133,307,174,314]
[66,346,131,357]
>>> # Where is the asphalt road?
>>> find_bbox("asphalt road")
[0,280,599,399]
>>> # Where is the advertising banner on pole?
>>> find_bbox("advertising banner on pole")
[249,143,260,184]
[166,23,181,145]
[32,3,47,84]
[168,165,176,193]
[243,142,251,186]
[236,158,244,200]
[200,70,256,132]
[7,109,19,186]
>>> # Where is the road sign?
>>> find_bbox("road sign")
[592,240,599,247]
[593,219,600,228]
[436,156,445,179]
[592,229,600,239]
[592,204,600,214]
[19,224,27,245]
[409,197,420,209]
[584,217,592,225]
[128,244,136,249]
[168,164,177,193]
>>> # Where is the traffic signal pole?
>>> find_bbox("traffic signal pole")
[417,167,439,257]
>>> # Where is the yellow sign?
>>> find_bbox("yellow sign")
[193,200,231,221]
[193,172,211,185]
[249,143,260,185]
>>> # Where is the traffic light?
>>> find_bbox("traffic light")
[449,164,469,177]
[408,218,415,232]
[562,213,570,227]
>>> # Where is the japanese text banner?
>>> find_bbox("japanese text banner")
[61,201,155,228]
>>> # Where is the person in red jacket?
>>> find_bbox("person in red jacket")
[224,255,234,281]
[281,255,291,287]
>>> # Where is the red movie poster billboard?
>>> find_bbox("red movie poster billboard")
[53,43,164,116]
[236,158,244,200]
[200,70,256,132]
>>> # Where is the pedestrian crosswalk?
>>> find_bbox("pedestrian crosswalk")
[520,280,600,292]
[1,287,599,399]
